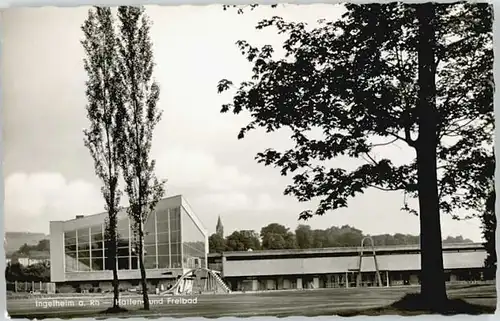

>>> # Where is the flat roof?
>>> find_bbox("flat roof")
[209,242,484,258]
[49,195,207,237]
[51,195,186,224]
[222,250,486,276]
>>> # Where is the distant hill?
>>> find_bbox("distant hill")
[5,232,48,256]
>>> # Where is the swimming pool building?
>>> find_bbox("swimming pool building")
[49,195,207,292]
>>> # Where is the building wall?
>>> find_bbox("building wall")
[63,268,186,282]
[56,278,180,293]
[226,268,485,291]
[222,251,486,277]
[50,221,65,282]
[217,244,487,291]
[7,257,49,267]
[181,207,206,269]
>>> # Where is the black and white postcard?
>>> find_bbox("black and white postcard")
[2,2,496,318]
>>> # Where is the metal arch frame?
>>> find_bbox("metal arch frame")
[357,236,383,287]
[161,267,231,295]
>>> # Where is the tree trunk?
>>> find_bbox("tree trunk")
[138,226,150,310]
[483,189,496,280]
[415,3,447,308]
[108,225,121,310]
[112,260,120,308]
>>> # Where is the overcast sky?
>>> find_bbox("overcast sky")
[2,5,484,241]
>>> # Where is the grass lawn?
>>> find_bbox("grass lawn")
[7,283,496,319]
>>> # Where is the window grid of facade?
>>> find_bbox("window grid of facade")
[181,207,206,269]
[155,210,159,268]
[63,205,206,272]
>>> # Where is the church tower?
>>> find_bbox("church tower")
[216,215,224,238]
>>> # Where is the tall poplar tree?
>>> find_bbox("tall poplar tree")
[117,6,165,310]
[219,3,493,310]
[82,7,125,312]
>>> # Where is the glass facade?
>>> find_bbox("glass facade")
[181,208,206,268]
[65,224,105,272]
[63,205,206,272]
[156,207,182,268]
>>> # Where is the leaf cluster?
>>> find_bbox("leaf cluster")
[218,3,493,220]
[116,7,165,239]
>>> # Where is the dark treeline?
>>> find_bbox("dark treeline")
[5,240,51,283]
[208,223,473,253]
[13,240,50,257]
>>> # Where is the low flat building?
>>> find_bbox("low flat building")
[7,256,49,266]
[49,195,208,293]
[209,242,487,291]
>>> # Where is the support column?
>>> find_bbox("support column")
[386,270,390,287]
[168,209,172,268]
[154,211,158,268]
[313,277,319,289]
[128,217,131,269]
[345,272,348,288]
[252,279,258,291]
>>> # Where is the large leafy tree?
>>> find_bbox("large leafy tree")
[225,230,261,251]
[219,3,493,309]
[442,235,473,244]
[5,262,24,282]
[295,225,314,249]
[18,243,31,256]
[34,240,50,252]
[117,6,165,311]
[209,233,227,253]
[22,262,51,282]
[82,7,125,312]
[260,223,297,250]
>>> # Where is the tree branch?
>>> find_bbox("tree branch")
[394,43,417,148]
[441,117,479,137]
[438,39,480,138]
[370,137,399,148]
[368,184,402,192]
[404,123,416,148]
[385,131,407,144]
[363,152,378,165]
